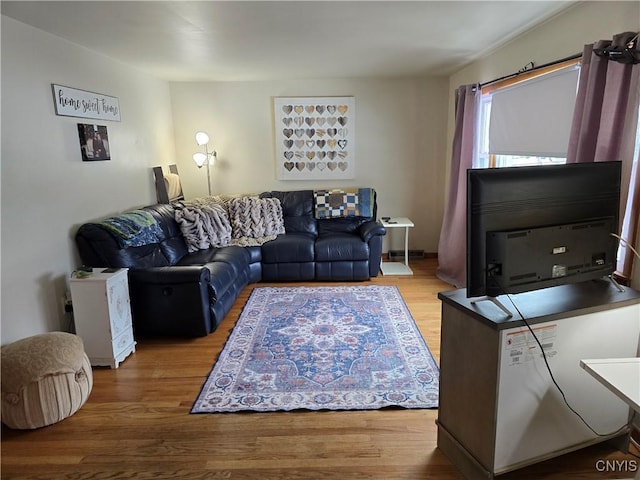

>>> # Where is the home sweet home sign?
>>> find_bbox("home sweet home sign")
[273,96,355,180]
[52,84,121,122]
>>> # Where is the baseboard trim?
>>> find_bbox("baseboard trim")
[385,251,437,260]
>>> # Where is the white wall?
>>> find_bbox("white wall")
[445,1,640,177]
[169,77,449,255]
[1,16,177,344]
[448,1,640,106]
[443,0,640,286]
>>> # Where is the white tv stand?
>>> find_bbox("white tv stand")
[437,281,640,478]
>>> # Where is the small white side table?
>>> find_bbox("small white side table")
[380,217,414,275]
[70,268,136,368]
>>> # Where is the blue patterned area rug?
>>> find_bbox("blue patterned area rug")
[191,285,439,413]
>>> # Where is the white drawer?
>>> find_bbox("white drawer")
[112,326,135,358]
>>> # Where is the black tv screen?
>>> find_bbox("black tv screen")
[466,162,621,298]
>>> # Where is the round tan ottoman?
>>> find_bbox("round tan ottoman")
[1,332,93,429]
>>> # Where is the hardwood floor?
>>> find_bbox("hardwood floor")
[2,258,638,479]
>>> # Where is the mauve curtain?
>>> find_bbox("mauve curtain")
[436,84,481,287]
[567,31,640,280]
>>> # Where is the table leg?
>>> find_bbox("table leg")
[404,226,409,267]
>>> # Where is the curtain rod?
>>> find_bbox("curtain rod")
[479,52,582,88]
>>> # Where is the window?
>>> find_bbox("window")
[476,59,581,169]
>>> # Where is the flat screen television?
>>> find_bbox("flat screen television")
[466,161,621,299]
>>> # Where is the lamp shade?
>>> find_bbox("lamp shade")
[195,131,210,146]
[192,152,207,167]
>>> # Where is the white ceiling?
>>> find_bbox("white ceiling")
[1,1,576,82]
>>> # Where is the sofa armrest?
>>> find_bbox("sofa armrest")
[129,265,210,284]
[128,266,213,337]
[358,220,386,243]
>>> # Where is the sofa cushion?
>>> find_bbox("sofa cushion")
[244,245,262,264]
[75,223,172,269]
[205,261,238,302]
[317,217,369,235]
[261,233,315,263]
[315,233,370,262]
[143,204,189,264]
[315,261,370,281]
[260,190,317,237]
[262,262,315,282]
[174,247,250,306]
[177,245,250,274]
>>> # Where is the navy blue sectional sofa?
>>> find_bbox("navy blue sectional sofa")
[75,190,385,337]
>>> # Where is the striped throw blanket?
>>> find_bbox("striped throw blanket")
[99,210,162,247]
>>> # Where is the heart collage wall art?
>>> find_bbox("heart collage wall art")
[273,96,355,180]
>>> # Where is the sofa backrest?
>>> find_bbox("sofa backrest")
[75,204,188,269]
[260,188,377,236]
[145,204,190,263]
[260,190,318,237]
[76,188,379,269]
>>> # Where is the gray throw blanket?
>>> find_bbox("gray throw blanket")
[174,203,232,252]
[174,195,285,252]
[228,196,285,239]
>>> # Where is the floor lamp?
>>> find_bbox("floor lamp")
[192,131,216,196]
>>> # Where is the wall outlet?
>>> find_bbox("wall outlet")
[62,292,73,314]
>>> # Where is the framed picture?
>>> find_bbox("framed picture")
[273,96,355,180]
[77,124,111,161]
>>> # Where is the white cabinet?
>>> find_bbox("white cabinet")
[437,282,640,478]
[70,268,136,368]
[493,305,639,472]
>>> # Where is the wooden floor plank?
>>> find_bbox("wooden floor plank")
[2,259,638,479]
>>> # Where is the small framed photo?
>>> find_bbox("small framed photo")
[77,124,111,161]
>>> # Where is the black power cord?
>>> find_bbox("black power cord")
[489,272,634,443]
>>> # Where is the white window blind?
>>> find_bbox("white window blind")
[488,66,579,157]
